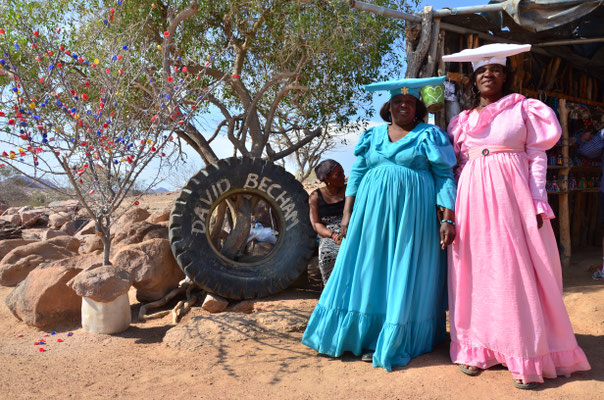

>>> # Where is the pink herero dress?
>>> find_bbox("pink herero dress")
[448,93,591,383]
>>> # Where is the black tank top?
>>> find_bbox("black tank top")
[315,188,345,220]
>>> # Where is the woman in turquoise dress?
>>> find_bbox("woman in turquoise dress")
[302,76,457,371]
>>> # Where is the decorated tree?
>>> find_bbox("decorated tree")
[1,0,416,264]
[0,2,226,264]
[4,0,414,171]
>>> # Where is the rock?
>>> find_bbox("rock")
[111,238,185,302]
[61,219,88,236]
[202,293,229,313]
[41,229,68,241]
[47,236,81,252]
[49,213,71,229]
[4,255,96,328]
[116,208,150,226]
[230,300,255,314]
[147,208,171,224]
[80,235,104,254]
[74,219,96,237]
[67,264,132,303]
[0,239,37,263]
[0,214,21,226]
[17,205,33,213]
[20,229,41,240]
[0,238,79,286]
[48,199,80,209]
[75,208,89,219]
[112,221,168,247]
[0,202,8,215]
[20,209,47,228]
[2,206,21,216]
[0,220,22,240]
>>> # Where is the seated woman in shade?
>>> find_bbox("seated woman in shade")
[302,76,457,371]
[308,159,346,285]
[443,43,590,390]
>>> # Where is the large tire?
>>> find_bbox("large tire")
[169,157,316,299]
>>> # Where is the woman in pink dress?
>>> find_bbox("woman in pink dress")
[443,44,591,389]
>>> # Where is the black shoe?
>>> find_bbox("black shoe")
[361,351,374,362]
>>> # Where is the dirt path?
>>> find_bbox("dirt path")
[0,251,602,400]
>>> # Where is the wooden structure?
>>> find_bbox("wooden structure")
[350,0,604,267]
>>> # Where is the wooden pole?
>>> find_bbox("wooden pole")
[405,6,433,78]
[421,17,441,77]
[558,99,571,268]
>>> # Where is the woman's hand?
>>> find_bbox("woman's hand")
[340,212,351,238]
[537,214,543,229]
[340,196,355,238]
[440,222,456,249]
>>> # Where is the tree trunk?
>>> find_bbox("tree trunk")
[209,201,228,247]
[221,195,252,259]
[101,232,111,266]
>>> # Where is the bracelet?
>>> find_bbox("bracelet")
[330,231,341,241]
[441,219,455,226]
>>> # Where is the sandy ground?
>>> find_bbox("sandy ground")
[1,247,603,399]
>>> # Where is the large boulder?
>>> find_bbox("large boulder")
[48,199,80,209]
[20,209,47,228]
[0,220,22,240]
[112,221,168,247]
[0,214,21,226]
[147,208,171,224]
[116,207,150,226]
[41,229,69,241]
[67,264,132,303]
[2,206,21,216]
[74,219,96,237]
[47,236,81,252]
[0,237,80,286]
[17,205,33,213]
[0,238,37,263]
[111,238,185,302]
[5,254,99,328]
[80,235,104,254]
[61,219,88,236]
[49,212,71,229]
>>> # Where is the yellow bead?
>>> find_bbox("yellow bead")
[94,58,100,65]
[29,103,36,109]
[157,44,162,50]
[146,139,152,145]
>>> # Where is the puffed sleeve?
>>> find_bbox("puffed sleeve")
[447,114,467,179]
[523,99,562,219]
[344,127,373,197]
[424,126,457,210]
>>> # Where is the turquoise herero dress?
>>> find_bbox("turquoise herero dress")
[301,122,457,371]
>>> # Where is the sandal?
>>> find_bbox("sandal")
[513,379,539,390]
[457,364,480,376]
[361,351,374,362]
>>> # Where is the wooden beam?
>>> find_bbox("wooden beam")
[558,99,571,269]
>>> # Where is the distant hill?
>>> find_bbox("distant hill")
[147,187,170,194]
